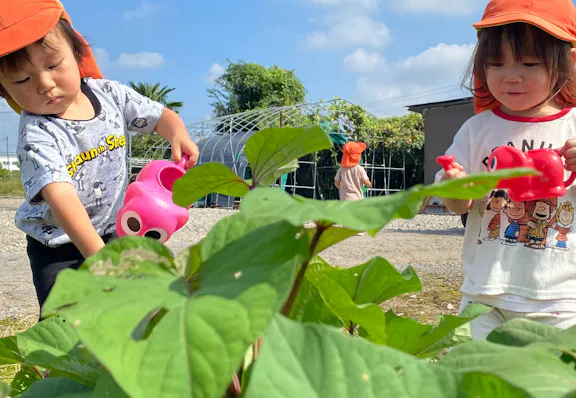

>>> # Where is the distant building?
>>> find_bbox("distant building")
[0,154,19,171]
[407,97,474,185]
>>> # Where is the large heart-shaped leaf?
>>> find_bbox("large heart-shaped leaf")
[244,126,333,187]
[440,340,576,397]
[460,372,533,398]
[43,217,308,398]
[173,162,250,207]
[245,314,462,397]
[0,382,9,398]
[383,304,492,358]
[17,315,101,386]
[9,365,41,397]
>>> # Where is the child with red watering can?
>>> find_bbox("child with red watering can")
[435,0,576,340]
[0,0,199,311]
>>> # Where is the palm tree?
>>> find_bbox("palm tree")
[129,82,183,113]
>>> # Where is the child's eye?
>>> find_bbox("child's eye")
[523,63,540,67]
[48,60,63,70]
[14,77,29,84]
[488,62,503,67]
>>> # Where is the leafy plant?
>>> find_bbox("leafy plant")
[4,125,566,398]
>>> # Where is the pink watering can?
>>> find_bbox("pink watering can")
[116,155,191,243]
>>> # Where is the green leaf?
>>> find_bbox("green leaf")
[0,382,9,398]
[195,214,309,308]
[93,372,129,397]
[42,217,308,398]
[18,378,91,397]
[0,335,22,365]
[440,340,576,397]
[240,168,538,231]
[460,372,533,398]
[487,318,562,347]
[80,236,177,278]
[383,304,492,358]
[244,126,333,186]
[245,314,462,398]
[17,315,101,387]
[174,243,202,288]
[353,258,421,304]
[172,162,250,207]
[308,225,360,255]
[10,365,41,397]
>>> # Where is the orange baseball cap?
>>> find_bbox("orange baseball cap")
[341,141,366,167]
[0,0,102,114]
[471,0,576,114]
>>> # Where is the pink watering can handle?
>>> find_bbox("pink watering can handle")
[553,149,576,188]
[177,154,190,169]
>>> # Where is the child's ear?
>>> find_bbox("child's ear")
[571,48,576,66]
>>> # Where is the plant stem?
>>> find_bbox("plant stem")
[281,225,324,316]
[349,321,355,336]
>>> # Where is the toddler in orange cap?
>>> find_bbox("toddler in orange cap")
[0,0,199,312]
[436,0,576,339]
[334,141,371,201]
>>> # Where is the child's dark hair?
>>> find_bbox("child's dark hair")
[0,19,87,97]
[463,22,576,109]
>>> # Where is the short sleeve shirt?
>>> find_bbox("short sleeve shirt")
[335,165,369,201]
[15,77,164,247]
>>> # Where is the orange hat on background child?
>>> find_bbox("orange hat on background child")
[341,141,366,167]
[471,0,576,114]
[0,0,102,114]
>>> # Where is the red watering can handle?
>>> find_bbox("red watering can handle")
[553,149,576,188]
[436,155,455,172]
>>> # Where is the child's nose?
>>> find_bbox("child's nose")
[37,73,56,94]
[502,66,523,83]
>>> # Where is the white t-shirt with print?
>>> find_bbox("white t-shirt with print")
[436,107,576,312]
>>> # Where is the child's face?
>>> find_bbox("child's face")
[485,41,555,115]
[0,30,81,116]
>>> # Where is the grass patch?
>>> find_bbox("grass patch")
[0,316,37,385]
[0,170,23,196]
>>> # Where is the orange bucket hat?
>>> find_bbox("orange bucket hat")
[341,141,366,167]
[471,0,576,114]
[0,0,102,114]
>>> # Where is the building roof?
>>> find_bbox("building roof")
[407,97,473,114]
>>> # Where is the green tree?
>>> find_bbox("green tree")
[207,60,307,117]
[129,82,183,113]
[128,82,184,159]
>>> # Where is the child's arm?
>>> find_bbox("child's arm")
[41,182,105,258]
[154,108,199,168]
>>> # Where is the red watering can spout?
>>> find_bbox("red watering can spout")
[436,155,455,172]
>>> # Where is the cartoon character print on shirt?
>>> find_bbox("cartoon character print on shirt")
[549,201,574,251]
[23,143,41,170]
[91,181,106,207]
[41,225,58,246]
[483,190,509,241]
[525,197,558,250]
[65,121,85,136]
[476,195,491,245]
[502,201,528,245]
[102,81,122,107]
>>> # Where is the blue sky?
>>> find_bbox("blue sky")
[1,0,486,154]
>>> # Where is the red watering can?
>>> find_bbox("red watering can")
[436,147,576,202]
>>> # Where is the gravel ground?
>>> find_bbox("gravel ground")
[0,196,465,322]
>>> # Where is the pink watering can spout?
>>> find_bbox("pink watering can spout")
[115,154,191,244]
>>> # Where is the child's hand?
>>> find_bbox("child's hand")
[559,139,576,172]
[171,132,199,169]
[439,162,467,181]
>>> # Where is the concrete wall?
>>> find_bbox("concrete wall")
[423,103,475,185]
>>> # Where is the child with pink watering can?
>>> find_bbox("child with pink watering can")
[435,0,576,340]
[0,0,199,312]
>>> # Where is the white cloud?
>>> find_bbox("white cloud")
[305,15,390,50]
[204,63,225,85]
[93,48,166,70]
[344,48,386,73]
[123,2,159,19]
[345,43,475,116]
[388,0,479,15]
